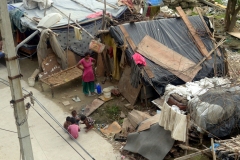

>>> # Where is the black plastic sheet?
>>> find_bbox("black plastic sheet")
[109,16,225,95]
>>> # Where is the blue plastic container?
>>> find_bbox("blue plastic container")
[96,83,102,94]
[147,0,163,6]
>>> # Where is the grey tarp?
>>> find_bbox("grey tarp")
[124,124,175,160]
[10,0,127,30]
[37,29,67,70]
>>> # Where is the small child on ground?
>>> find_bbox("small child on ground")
[68,118,80,139]
[80,115,95,132]
[71,110,80,125]
[63,116,71,130]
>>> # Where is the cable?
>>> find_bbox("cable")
[0,78,95,160]
[0,127,17,133]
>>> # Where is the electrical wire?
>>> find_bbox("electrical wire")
[0,78,95,160]
[0,127,17,133]
[31,106,85,160]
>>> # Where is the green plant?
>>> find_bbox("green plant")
[106,105,120,116]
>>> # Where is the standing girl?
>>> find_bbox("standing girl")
[77,52,96,96]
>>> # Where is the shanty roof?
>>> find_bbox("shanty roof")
[109,16,226,95]
[9,0,127,30]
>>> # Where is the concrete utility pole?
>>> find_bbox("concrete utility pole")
[0,1,34,160]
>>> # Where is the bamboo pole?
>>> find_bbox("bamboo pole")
[174,148,211,160]
[184,114,190,155]
[71,0,96,13]
[211,138,216,160]
[96,0,118,9]
[52,5,95,39]
[66,13,71,67]
[178,144,200,152]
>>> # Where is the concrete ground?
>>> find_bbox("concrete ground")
[0,62,121,160]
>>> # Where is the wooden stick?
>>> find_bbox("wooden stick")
[185,114,190,155]
[66,13,71,67]
[199,0,225,10]
[211,138,216,160]
[96,0,118,9]
[71,0,96,13]
[191,38,225,71]
[97,30,109,34]
[101,0,107,30]
[179,144,200,152]
[52,5,95,39]
[174,148,211,160]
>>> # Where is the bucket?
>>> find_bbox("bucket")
[103,88,111,99]
[28,77,35,87]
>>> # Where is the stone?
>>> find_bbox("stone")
[124,103,134,109]
[69,106,74,111]
[120,111,126,118]
[62,101,70,106]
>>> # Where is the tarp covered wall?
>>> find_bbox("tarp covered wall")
[109,16,225,95]
[188,86,240,137]
[52,19,102,56]
[9,0,127,30]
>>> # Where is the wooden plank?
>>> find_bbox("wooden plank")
[143,66,154,78]
[228,32,240,39]
[118,66,142,105]
[119,25,136,51]
[176,7,211,59]
[136,35,202,82]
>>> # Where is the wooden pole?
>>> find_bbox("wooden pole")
[185,114,190,155]
[52,5,95,39]
[101,0,107,30]
[174,149,211,160]
[211,138,217,160]
[66,13,71,67]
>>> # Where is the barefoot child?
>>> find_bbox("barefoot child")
[63,116,71,130]
[68,118,80,139]
[80,115,95,132]
[71,110,80,125]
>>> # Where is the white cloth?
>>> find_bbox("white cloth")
[159,102,187,142]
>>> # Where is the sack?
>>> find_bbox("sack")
[89,40,105,54]
[23,0,38,9]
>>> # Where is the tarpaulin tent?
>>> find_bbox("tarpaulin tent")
[109,16,226,95]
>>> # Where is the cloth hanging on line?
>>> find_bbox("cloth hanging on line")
[73,26,82,40]
[159,101,187,142]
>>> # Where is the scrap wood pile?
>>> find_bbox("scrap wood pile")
[215,136,240,159]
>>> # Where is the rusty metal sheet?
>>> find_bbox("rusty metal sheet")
[118,66,142,105]
[136,35,202,82]
[176,7,211,59]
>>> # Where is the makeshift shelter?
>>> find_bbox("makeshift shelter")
[107,16,226,96]
[8,0,127,57]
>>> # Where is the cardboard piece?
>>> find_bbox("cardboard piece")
[127,110,151,129]
[100,121,122,136]
[83,99,104,116]
[136,35,202,82]
[98,95,113,102]
[122,118,135,136]
[62,101,70,106]
[137,114,161,132]
[118,66,142,105]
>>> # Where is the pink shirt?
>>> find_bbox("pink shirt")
[78,57,95,82]
[68,124,80,139]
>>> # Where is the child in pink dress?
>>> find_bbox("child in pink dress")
[77,52,96,96]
